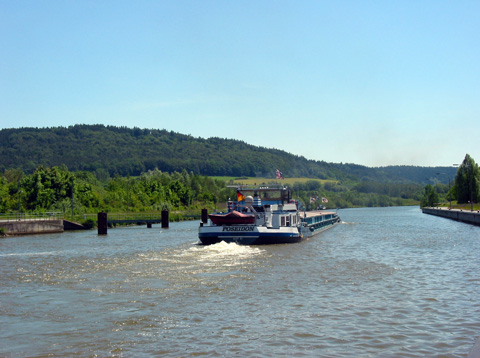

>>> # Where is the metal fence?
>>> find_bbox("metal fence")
[0,212,63,222]
[0,211,202,224]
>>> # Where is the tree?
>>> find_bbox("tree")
[454,154,479,205]
[19,166,75,211]
[421,184,439,207]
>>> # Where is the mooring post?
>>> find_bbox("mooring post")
[98,211,108,235]
[201,208,208,224]
[161,210,169,228]
[147,222,152,229]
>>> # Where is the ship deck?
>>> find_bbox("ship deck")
[302,210,337,218]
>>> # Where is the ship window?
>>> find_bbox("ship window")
[281,216,285,226]
[286,216,290,227]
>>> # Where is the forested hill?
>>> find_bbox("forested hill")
[0,125,456,183]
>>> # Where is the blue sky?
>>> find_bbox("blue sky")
[1,1,479,168]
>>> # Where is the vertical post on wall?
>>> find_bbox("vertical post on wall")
[201,208,208,224]
[161,210,169,228]
[71,177,74,217]
[17,179,22,221]
[98,211,108,235]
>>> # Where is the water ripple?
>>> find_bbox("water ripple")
[1,207,479,357]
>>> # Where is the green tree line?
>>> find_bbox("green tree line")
[0,166,427,219]
[0,166,233,216]
[421,154,480,208]
[291,180,422,209]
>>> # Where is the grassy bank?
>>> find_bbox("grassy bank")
[213,176,338,186]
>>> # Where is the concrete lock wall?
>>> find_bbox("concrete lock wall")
[1,219,64,235]
[422,208,480,226]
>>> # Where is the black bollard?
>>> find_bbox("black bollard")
[147,222,152,229]
[201,208,208,224]
[98,211,108,235]
[161,210,169,228]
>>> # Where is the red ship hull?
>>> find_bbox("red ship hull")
[208,210,255,225]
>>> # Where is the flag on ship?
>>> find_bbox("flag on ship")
[275,169,284,180]
[237,191,245,202]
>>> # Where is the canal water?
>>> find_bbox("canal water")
[1,206,479,357]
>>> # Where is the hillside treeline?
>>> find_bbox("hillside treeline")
[0,125,457,184]
[0,125,345,179]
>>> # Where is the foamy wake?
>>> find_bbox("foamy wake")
[187,241,265,264]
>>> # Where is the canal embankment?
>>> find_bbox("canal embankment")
[0,219,64,235]
[0,210,187,236]
[422,207,480,226]
[0,213,78,236]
